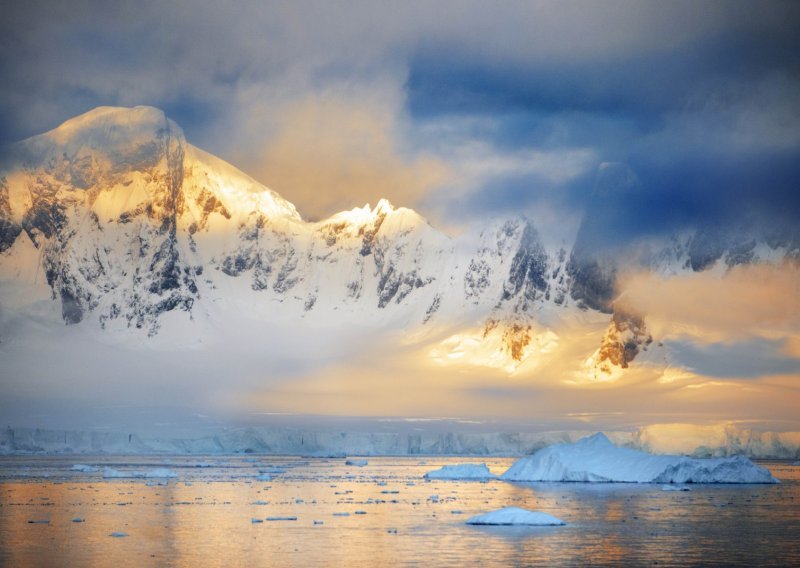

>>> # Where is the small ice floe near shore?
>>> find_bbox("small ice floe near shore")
[103,467,177,479]
[71,464,99,472]
[466,507,566,526]
[424,463,494,480]
[345,459,368,467]
[501,433,778,484]
[662,485,692,492]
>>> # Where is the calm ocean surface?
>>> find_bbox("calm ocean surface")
[1,456,798,567]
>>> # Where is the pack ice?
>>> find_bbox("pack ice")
[501,433,778,483]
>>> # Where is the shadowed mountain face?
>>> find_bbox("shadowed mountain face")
[1,107,796,377]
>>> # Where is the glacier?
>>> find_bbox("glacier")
[500,433,778,483]
[3,425,798,459]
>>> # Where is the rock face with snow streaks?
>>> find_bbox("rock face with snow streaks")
[1,106,797,376]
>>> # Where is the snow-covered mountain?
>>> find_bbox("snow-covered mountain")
[0,106,796,377]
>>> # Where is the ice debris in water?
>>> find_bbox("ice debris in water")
[103,467,177,479]
[345,459,368,467]
[466,507,566,526]
[71,464,99,472]
[501,433,778,483]
[424,463,493,480]
[109,532,128,537]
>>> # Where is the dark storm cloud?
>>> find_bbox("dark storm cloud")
[1,0,798,237]
[406,3,800,236]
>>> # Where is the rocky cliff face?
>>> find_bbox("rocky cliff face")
[1,107,796,376]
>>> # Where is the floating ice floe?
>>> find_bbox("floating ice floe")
[661,485,691,492]
[424,463,494,480]
[466,507,566,526]
[72,517,85,523]
[103,467,177,479]
[501,433,778,484]
[345,459,368,467]
[266,516,297,521]
[70,464,99,472]
[109,532,128,537]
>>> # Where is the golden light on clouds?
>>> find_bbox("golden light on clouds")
[250,96,450,220]
[617,261,800,343]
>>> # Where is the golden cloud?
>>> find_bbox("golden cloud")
[617,261,800,343]
[248,95,450,220]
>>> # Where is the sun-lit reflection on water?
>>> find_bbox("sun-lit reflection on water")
[1,457,799,567]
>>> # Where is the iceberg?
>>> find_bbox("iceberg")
[466,507,565,526]
[423,463,494,480]
[71,464,99,472]
[501,433,778,484]
[103,467,177,479]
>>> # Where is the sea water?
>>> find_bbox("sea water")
[1,456,798,567]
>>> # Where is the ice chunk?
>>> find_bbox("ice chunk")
[109,532,128,537]
[424,463,493,480]
[466,507,566,526]
[661,485,691,492]
[72,517,85,522]
[103,467,177,479]
[70,464,99,472]
[345,459,368,467]
[251,518,263,523]
[266,516,297,521]
[501,433,779,484]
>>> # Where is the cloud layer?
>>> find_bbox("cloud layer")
[2,0,798,232]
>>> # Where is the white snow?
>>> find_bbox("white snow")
[501,433,779,484]
[423,463,494,480]
[466,507,565,526]
[102,467,177,479]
